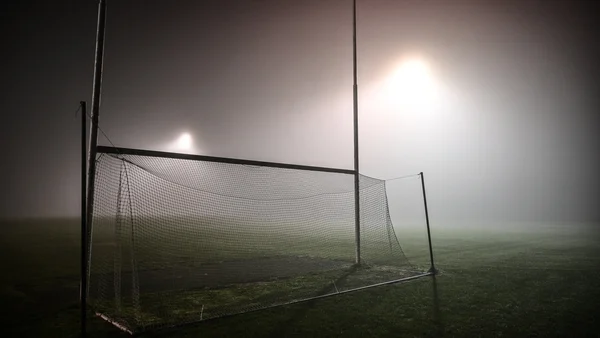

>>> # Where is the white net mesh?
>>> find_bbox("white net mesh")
[88,150,425,333]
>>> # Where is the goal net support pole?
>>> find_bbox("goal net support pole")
[419,172,437,274]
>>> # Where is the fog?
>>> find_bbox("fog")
[1,0,598,225]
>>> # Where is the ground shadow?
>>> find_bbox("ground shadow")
[431,274,444,337]
[265,269,443,337]
[265,265,359,338]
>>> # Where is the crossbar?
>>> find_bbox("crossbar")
[97,146,355,175]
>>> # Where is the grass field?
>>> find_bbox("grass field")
[1,218,599,337]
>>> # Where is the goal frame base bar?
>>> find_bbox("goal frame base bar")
[95,271,434,336]
[95,312,134,335]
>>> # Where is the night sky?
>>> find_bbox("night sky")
[1,0,599,224]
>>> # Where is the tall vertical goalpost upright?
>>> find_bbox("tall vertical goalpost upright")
[82,0,107,336]
[80,0,436,335]
[351,0,436,272]
[352,0,361,266]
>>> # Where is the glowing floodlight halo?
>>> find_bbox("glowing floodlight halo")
[174,132,193,151]
[382,57,439,111]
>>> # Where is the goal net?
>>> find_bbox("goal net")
[87,147,427,334]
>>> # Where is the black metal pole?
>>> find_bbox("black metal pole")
[352,0,361,265]
[80,101,87,337]
[83,3,107,332]
[85,0,107,288]
[97,146,355,175]
[420,172,436,274]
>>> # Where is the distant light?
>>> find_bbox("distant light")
[393,60,432,92]
[175,133,193,151]
[383,58,439,111]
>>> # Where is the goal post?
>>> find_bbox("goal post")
[81,2,107,337]
[86,146,435,334]
[352,0,361,267]
[81,1,439,335]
